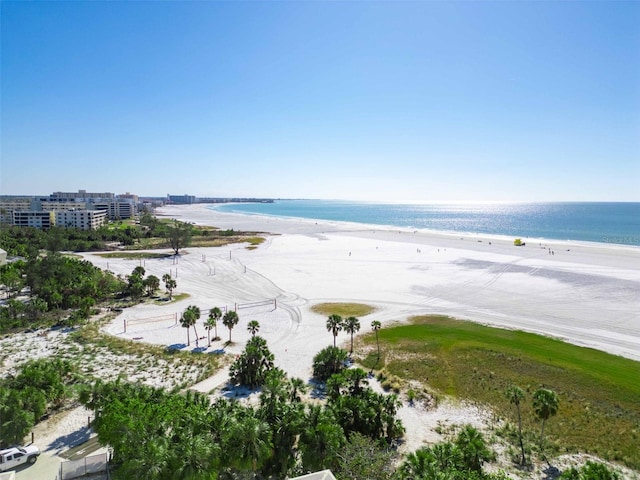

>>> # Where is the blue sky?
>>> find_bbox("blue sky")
[2,1,639,202]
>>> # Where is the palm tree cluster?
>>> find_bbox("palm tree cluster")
[81,368,403,479]
[312,346,349,382]
[180,305,201,346]
[229,335,275,389]
[180,306,244,348]
[161,273,177,299]
[505,385,559,466]
[399,425,498,479]
[81,331,408,480]
[326,314,361,353]
[326,367,404,443]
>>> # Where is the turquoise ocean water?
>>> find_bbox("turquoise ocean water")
[211,201,640,247]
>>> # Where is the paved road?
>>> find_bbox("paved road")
[13,453,60,480]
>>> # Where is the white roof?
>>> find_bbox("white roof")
[290,471,336,480]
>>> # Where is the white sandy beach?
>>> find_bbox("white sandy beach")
[139,203,640,366]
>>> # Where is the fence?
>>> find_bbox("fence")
[58,452,108,480]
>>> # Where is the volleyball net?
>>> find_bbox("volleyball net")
[122,299,277,332]
[236,299,276,310]
[124,313,177,332]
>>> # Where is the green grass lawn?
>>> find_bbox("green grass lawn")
[358,315,640,470]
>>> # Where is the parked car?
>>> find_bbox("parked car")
[0,445,41,471]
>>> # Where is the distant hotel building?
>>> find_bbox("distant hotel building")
[167,194,196,204]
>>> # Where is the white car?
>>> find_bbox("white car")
[0,445,41,471]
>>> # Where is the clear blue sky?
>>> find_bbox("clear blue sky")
[2,1,639,202]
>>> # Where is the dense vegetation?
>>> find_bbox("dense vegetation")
[0,253,125,331]
[82,352,401,479]
[0,224,140,255]
[359,315,640,471]
[81,337,518,480]
[0,359,79,446]
[0,212,264,257]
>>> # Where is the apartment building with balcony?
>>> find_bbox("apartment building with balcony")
[55,209,107,230]
[12,210,56,229]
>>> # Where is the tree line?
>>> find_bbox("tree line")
[0,253,124,331]
[0,214,195,256]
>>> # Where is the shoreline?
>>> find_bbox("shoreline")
[167,203,640,252]
[154,203,640,363]
[204,202,640,250]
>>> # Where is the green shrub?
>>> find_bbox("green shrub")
[312,346,348,382]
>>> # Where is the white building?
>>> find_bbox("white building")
[88,200,136,220]
[13,210,56,229]
[50,189,115,200]
[291,471,336,480]
[55,209,107,230]
[0,198,31,224]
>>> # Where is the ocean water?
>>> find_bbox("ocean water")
[211,200,640,247]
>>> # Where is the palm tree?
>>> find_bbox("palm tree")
[371,320,381,358]
[144,275,160,297]
[162,273,176,299]
[230,414,272,471]
[299,405,346,473]
[326,314,343,347]
[180,305,199,346]
[204,315,216,347]
[208,307,222,340]
[132,265,146,278]
[533,388,559,448]
[456,424,492,472]
[247,320,260,336]
[223,310,240,343]
[506,385,527,465]
[289,377,308,403]
[343,316,360,354]
[401,448,440,479]
[189,305,201,344]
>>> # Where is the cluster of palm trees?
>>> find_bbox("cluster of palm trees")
[160,273,177,299]
[179,306,241,347]
[82,363,405,478]
[400,424,496,479]
[506,385,559,466]
[326,314,383,357]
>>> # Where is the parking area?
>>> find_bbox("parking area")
[13,453,60,480]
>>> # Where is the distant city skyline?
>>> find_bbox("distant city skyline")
[2,1,639,202]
